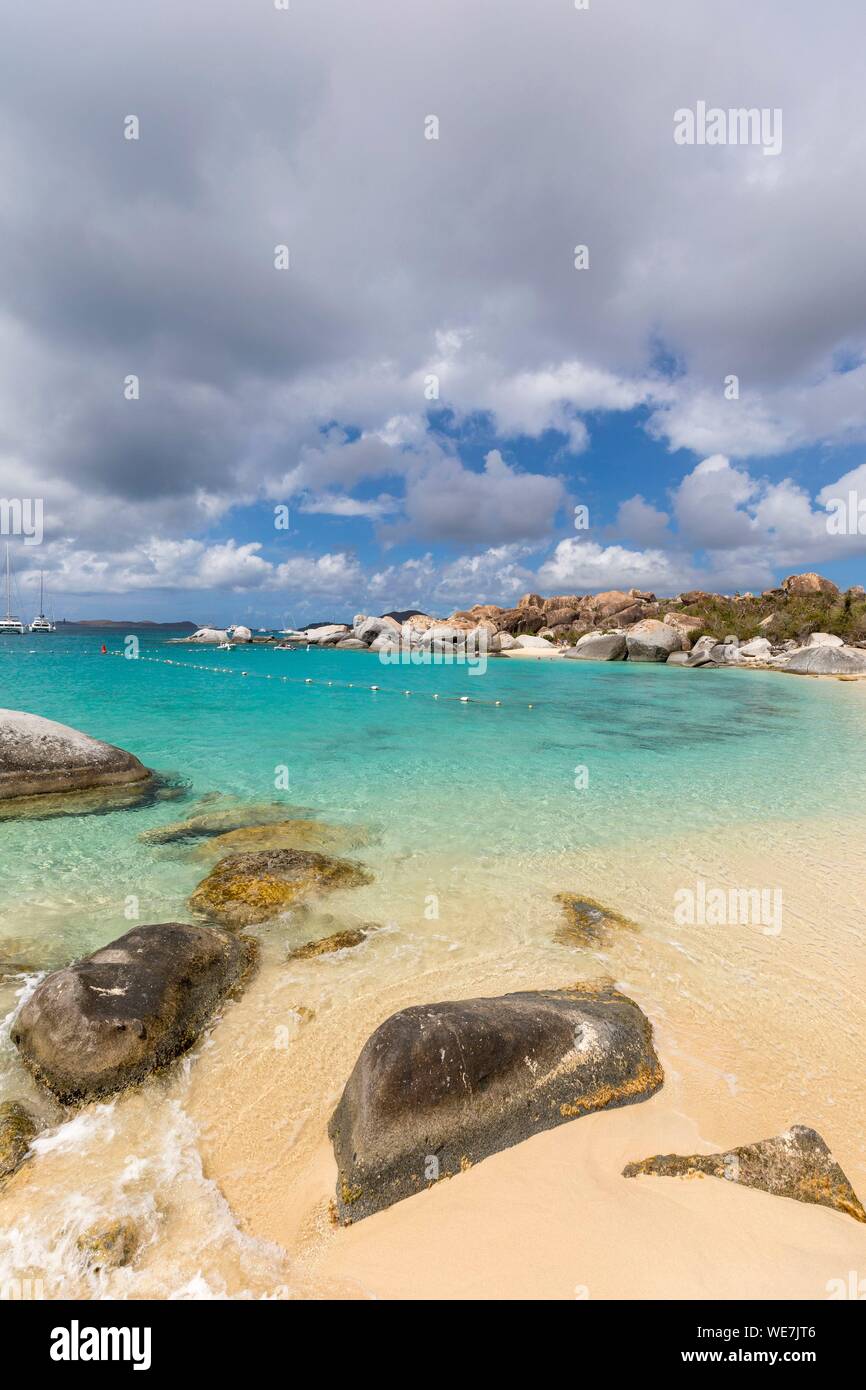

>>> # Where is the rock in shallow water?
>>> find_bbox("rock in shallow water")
[138,800,309,845]
[623,1124,866,1223]
[12,923,255,1103]
[189,849,373,927]
[329,983,663,1222]
[554,893,637,947]
[287,923,379,961]
[0,709,151,805]
[192,819,369,863]
[76,1218,139,1270]
[0,1100,37,1181]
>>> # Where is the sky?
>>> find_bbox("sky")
[2,0,866,626]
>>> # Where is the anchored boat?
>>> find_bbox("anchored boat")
[0,546,24,635]
[29,571,55,633]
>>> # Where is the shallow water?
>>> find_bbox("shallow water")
[1,632,865,1298]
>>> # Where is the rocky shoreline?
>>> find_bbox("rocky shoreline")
[179,570,866,678]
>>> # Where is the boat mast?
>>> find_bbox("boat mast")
[4,545,10,618]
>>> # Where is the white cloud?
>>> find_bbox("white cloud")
[537,538,693,595]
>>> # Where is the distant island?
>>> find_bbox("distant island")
[56,620,199,631]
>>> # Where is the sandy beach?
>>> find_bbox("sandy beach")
[4,801,864,1300]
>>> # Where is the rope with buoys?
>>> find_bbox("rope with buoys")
[105,649,536,708]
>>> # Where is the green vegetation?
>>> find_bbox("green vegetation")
[656,592,866,645]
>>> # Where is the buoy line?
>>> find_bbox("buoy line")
[105,650,536,708]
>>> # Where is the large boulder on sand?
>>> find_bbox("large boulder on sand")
[189,848,373,927]
[563,631,627,661]
[353,615,401,644]
[739,637,772,658]
[624,1125,865,1224]
[805,632,844,648]
[328,983,663,1222]
[186,627,230,644]
[0,710,151,804]
[513,634,555,650]
[783,645,866,676]
[782,572,839,598]
[12,923,255,1103]
[625,620,682,662]
[304,624,349,645]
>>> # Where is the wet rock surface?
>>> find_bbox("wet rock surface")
[623,1124,866,1223]
[189,849,373,927]
[329,983,663,1222]
[12,923,255,1103]
[287,923,379,961]
[0,1100,37,1181]
[0,709,151,806]
[554,893,638,948]
[76,1218,140,1270]
[139,799,309,845]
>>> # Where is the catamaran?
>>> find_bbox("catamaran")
[0,546,25,635]
[29,572,55,633]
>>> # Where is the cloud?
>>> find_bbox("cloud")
[613,495,672,548]
[1,0,865,549]
[537,538,693,596]
[297,492,400,520]
[387,449,565,546]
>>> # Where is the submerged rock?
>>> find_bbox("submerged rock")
[287,923,379,961]
[189,849,373,927]
[329,983,663,1222]
[554,893,637,948]
[623,1125,866,1224]
[139,800,308,845]
[0,709,151,805]
[12,923,255,1103]
[76,1218,139,1270]
[0,1100,37,1181]
[192,819,369,862]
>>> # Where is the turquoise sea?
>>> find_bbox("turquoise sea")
[1,625,864,968]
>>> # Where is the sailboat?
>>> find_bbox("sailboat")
[30,571,55,633]
[0,546,25,635]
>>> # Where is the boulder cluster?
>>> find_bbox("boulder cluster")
[273,573,866,674]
